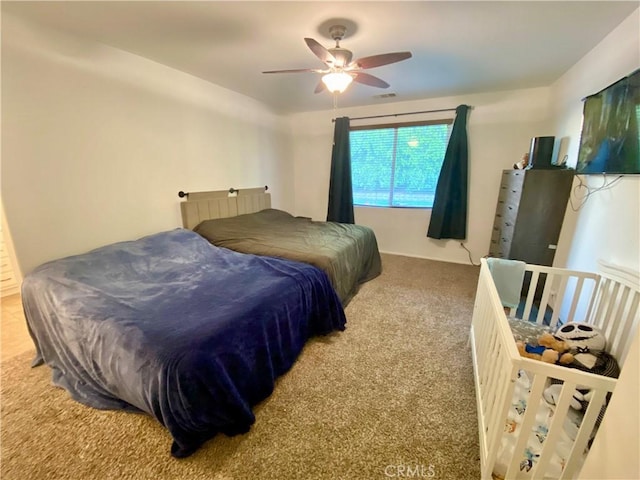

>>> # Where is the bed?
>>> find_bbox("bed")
[470,258,639,479]
[180,187,382,305]
[22,228,346,458]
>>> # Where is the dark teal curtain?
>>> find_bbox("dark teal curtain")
[427,104,470,239]
[326,117,355,224]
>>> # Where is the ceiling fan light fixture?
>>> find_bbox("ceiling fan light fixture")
[322,72,353,93]
[263,25,412,97]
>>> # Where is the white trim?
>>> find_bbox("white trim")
[1,200,22,296]
[598,260,640,290]
[378,249,478,266]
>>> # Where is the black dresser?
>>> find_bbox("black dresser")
[489,169,574,266]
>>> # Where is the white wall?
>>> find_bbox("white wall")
[289,89,554,264]
[549,8,640,479]
[579,329,640,479]
[553,9,640,275]
[1,13,293,275]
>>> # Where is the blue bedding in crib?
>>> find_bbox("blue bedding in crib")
[22,229,346,457]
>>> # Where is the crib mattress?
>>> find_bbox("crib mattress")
[493,369,587,479]
[508,318,553,345]
[495,319,587,479]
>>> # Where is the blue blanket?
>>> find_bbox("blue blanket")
[22,229,346,457]
[486,257,526,309]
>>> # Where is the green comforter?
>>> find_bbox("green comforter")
[194,209,382,305]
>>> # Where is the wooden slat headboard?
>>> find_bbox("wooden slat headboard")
[179,187,271,229]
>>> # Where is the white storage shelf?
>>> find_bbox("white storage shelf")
[1,237,19,297]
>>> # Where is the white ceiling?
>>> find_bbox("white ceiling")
[3,1,638,114]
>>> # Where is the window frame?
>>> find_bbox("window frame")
[349,118,454,209]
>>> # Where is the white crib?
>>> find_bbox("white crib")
[470,259,639,480]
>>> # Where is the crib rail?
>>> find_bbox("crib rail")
[502,359,615,480]
[471,259,521,479]
[471,259,636,480]
[591,261,640,365]
[516,261,639,365]
[514,264,599,328]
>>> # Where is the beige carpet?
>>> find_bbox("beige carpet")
[1,254,481,480]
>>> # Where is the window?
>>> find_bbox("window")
[350,120,452,208]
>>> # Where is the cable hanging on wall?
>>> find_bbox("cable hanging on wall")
[569,174,624,211]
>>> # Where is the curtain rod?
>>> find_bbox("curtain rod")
[332,106,473,123]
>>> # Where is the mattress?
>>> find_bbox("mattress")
[493,369,587,479]
[193,208,382,304]
[22,228,346,457]
[498,319,589,478]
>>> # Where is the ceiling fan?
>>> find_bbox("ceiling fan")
[262,25,412,94]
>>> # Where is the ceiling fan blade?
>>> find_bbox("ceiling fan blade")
[353,72,390,89]
[304,37,337,65]
[314,80,326,94]
[350,52,412,70]
[262,68,323,74]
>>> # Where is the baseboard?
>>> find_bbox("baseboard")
[378,249,477,266]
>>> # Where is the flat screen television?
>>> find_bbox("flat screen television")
[576,68,640,175]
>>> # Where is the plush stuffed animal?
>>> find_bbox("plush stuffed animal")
[513,152,530,170]
[554,323,606,370]
[516,332,574,365]
[516,341,558,363]
[543,384,592,411]
[543,323,619,423]
[538,333,574,363]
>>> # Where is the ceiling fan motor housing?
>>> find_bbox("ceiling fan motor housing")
[328,47,353,68]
